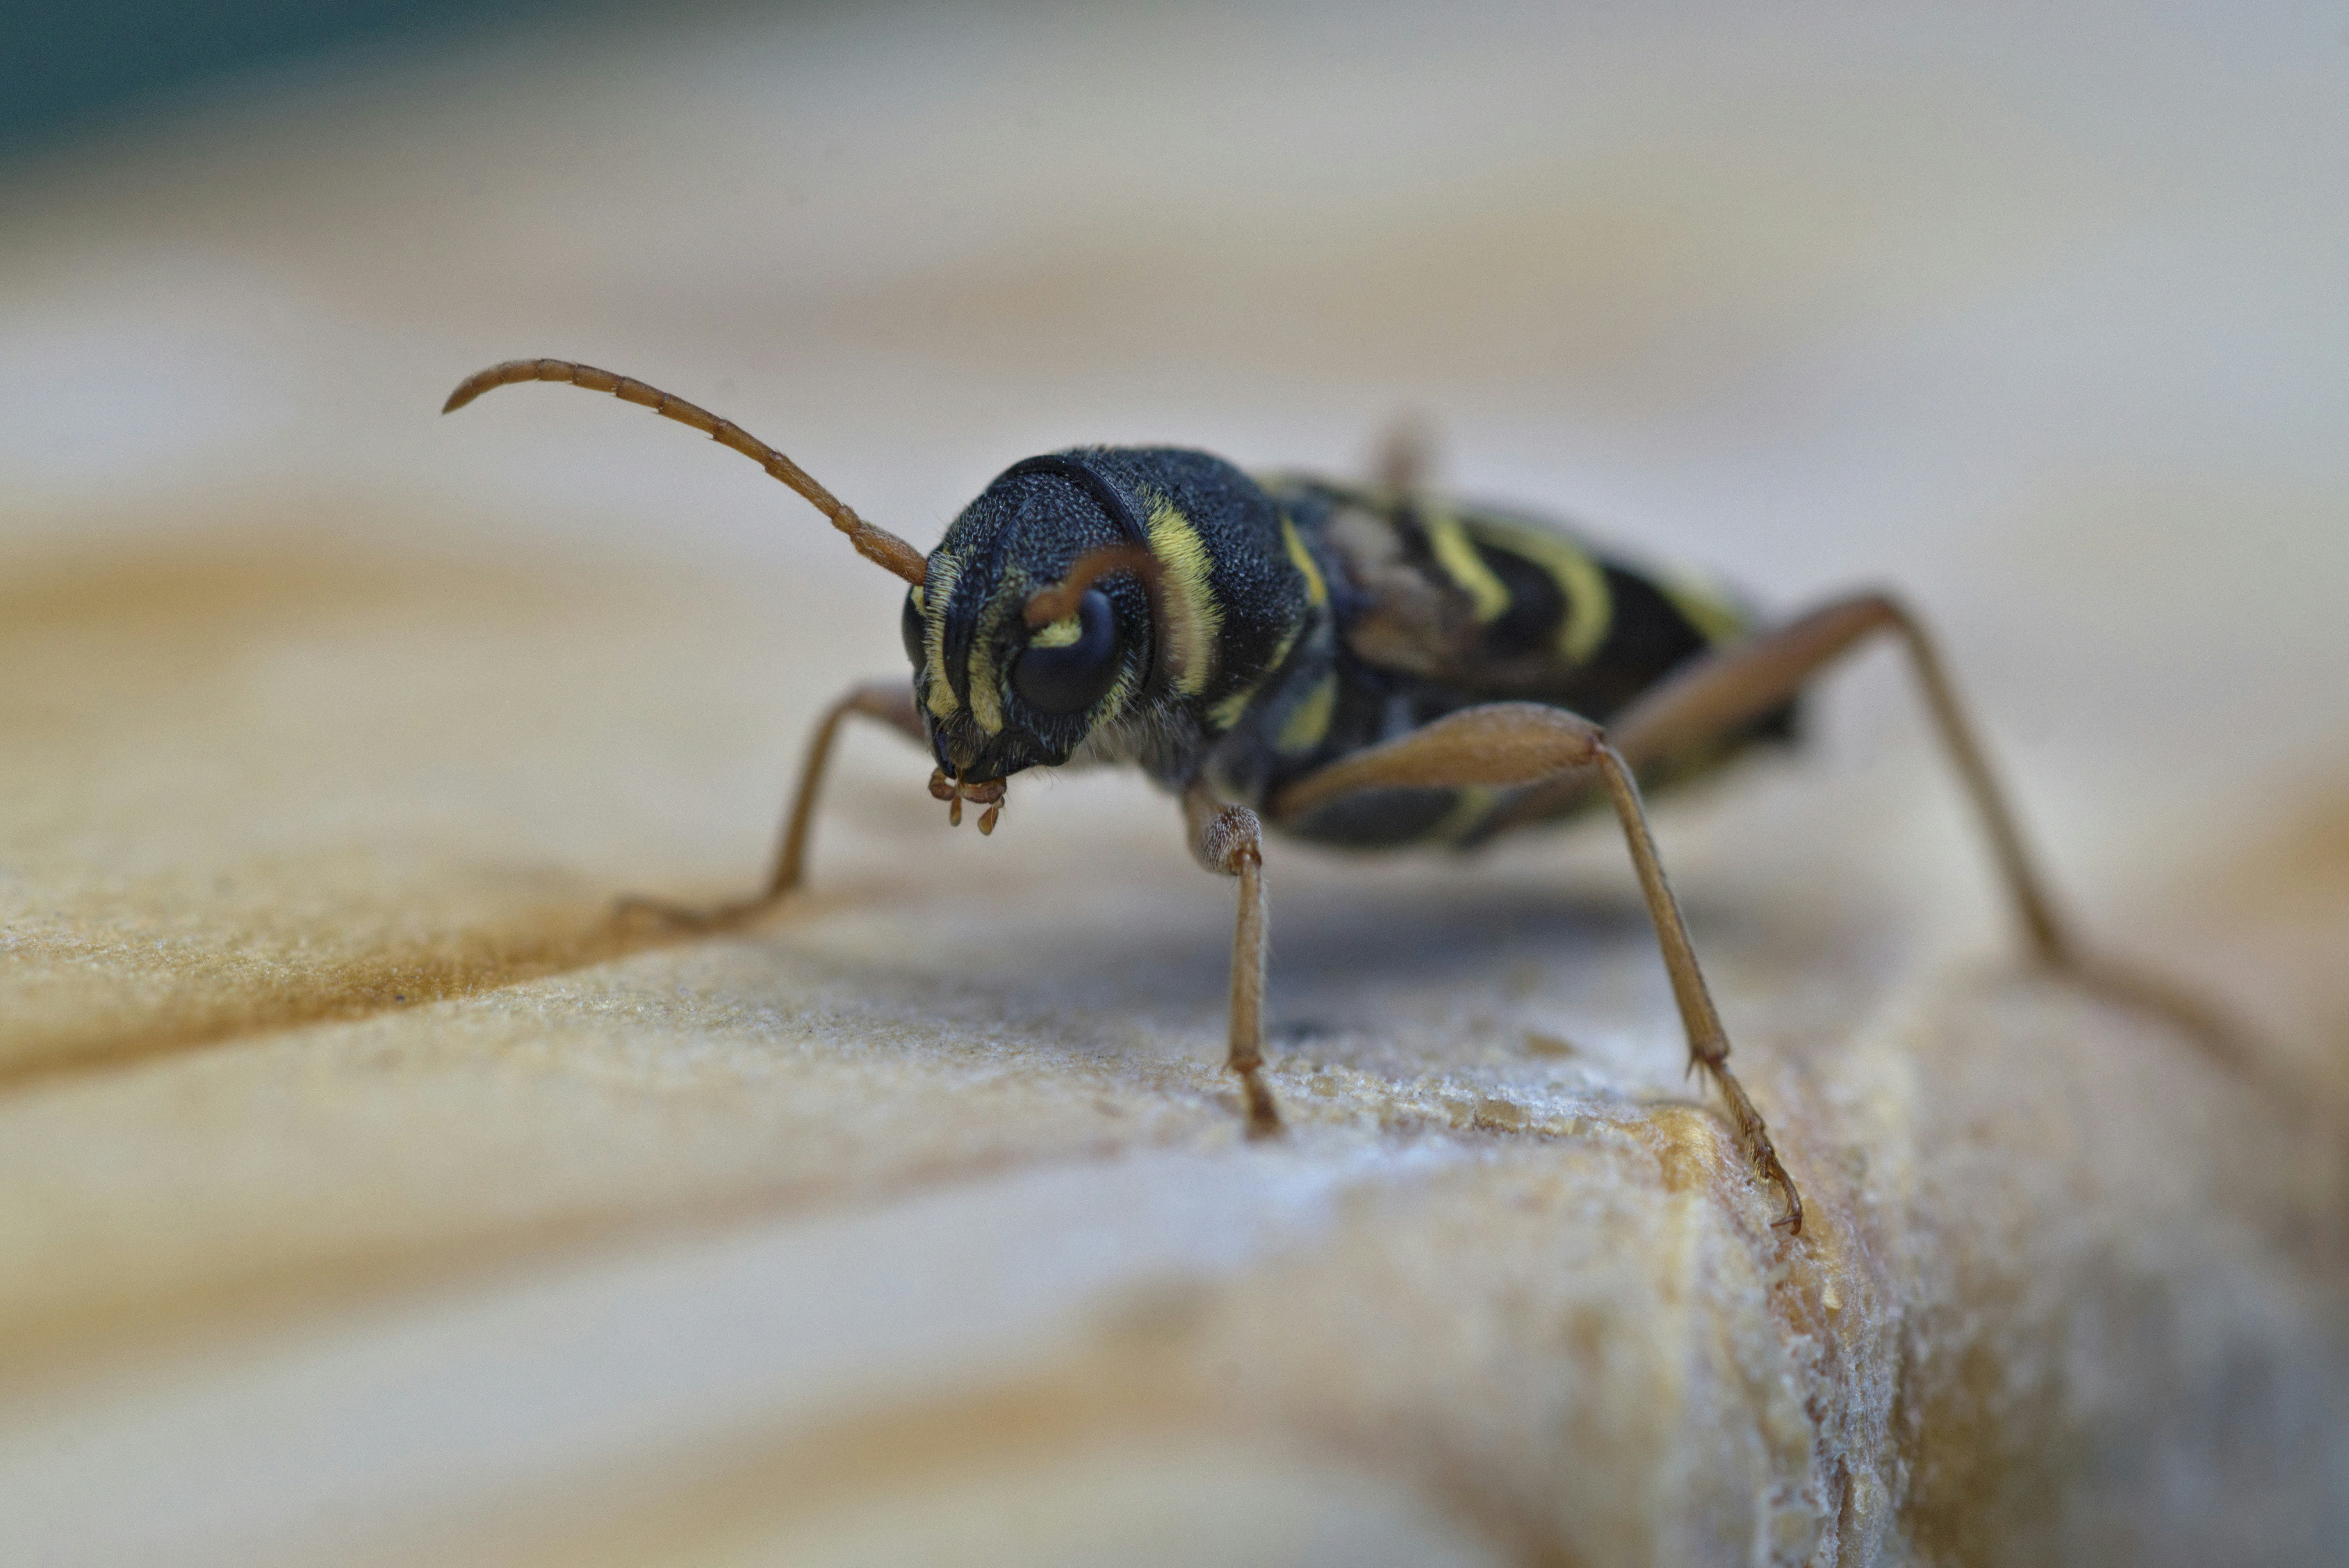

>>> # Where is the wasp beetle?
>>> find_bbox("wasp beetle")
[444,358,2119,1237]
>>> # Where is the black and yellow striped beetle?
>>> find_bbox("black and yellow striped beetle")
[444,357,2098,1237]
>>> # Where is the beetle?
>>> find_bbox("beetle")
[442,356,2100,1237]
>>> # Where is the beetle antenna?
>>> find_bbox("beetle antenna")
[1024,541,1186,691]
[1023,543,1158,626]
[442,358,927,585]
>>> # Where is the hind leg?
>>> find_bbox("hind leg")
[1608,593,2066,959]
[1585,593,2247,1065]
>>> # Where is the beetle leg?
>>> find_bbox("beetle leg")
[1590,592,2256,1070]
[618,677,924,930]
[1183,780,1281,1138]
[1478,593,2070,957]
[1603,593,2071,962]
[1270,705,1802,1234]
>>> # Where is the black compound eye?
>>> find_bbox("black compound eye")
[900,589,926,669]
[1011,589,1120,715]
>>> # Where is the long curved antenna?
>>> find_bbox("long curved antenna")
[442,358,927,586]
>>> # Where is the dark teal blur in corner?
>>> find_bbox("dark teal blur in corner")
[0,0,598,153]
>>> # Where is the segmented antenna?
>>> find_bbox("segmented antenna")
[441,359,928,586]
[1023,543,1158,625]
[1023,541,1180,690]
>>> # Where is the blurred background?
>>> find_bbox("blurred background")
[7,0,2345,810]
[4,3,2347,1564]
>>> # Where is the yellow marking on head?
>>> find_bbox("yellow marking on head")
[1276,669,1337,754]
[1466,514,1614,665]
[1281,515,1328,608]
[966,583,1014,735]
[921,555,961,719]
[1145,496,1222,697]
[1423,510,1512,623]
[1028,611,1083,649]
[1096,664,1140,723]
[1063,664,1144,763]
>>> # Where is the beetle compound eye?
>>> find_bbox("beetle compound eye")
[1011,588,1119,715]
[900,589,926,668]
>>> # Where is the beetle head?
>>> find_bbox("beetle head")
[907,455,1160,790]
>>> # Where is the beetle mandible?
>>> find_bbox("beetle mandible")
[444,356,2109,1236]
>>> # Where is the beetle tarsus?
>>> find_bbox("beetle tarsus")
[611,893,775,932]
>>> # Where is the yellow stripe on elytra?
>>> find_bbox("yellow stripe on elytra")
[1281,515,1328,608]
[1551,540,1613,663]
[1423,510,1512,623]
[1208,685,1256,731]
[1466,514,1614,665]
[1206,619,1298,732]
[1276,669,1337,754]
[1654,572,1750,648]
[1145,495,1222,698]
[920,559,961,719]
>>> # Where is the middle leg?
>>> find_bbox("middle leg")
[1271,705,1804,1232]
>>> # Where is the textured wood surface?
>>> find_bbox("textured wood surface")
[3,6,2347,1564]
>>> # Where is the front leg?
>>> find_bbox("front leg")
[620,677,925,930]
[1183,780,1282,1138]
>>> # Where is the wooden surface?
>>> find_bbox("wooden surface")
[4,5,2347,1564]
